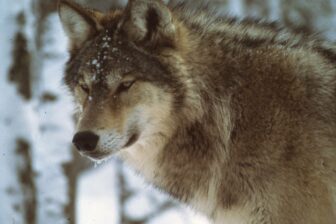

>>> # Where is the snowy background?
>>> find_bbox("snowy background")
[2,0,336,224]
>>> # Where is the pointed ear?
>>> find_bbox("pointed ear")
[58,0,102,51]
[121,0,176,49]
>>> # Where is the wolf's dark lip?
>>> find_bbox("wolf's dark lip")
[124,133,139,148]
[82,150,111,160]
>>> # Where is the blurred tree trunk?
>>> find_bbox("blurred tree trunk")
[0,1,36,223]
[31,1,82,223]
[0,0,89,223]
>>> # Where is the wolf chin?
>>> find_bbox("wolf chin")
[58,0,336,223]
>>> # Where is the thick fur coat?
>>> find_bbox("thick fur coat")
[58,0,336,223]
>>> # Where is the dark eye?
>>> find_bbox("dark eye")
[116,80,135,94]
[80,85,90,94]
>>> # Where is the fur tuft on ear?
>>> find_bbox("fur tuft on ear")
[121,0,176,48]
[58,0,102,51]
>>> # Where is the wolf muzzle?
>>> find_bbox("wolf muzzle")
[72,131,99,152]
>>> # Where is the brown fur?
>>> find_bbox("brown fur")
[58,0,336,223]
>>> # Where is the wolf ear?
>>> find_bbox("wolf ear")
[121,0,176,49]
[58,0,102,51]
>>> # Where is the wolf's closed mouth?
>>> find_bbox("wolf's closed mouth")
[124,133,139,148]
[83,150,111,160]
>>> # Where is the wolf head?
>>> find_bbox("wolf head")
[58,0,201,161]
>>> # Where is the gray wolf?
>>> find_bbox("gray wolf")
[58,0,336,223]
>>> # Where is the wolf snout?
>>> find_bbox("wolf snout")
[72,131,99,152]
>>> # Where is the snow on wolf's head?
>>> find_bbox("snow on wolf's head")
[58,0,199,161]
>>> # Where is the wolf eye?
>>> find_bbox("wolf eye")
[116,80,135,94]
[80,85,90,94]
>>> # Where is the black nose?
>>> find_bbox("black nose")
[72,131,99,152]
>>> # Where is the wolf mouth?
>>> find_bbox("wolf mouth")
[124,133,139,148]
[83,150,112,160]
[83,132,139,160]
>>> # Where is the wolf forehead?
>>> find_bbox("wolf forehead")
[64,29,173,89]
